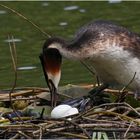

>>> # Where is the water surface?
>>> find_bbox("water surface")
[0,1,140,89]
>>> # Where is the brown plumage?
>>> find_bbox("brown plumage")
[40,20,140,106]
[43,48,62,75]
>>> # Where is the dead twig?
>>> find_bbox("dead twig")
[55,132,88,139]
[17,131,32,139]
[8,35,23,123]
[104,88,134,95]
[8,35,17,106]
[85,111,140,125]
[82,116,134,127]
[121,72,136,92]
[0,117,32,124]
[64,119,91,139]
[124,121,133,138]
[9,133,20,140]
[46,123,140,132]
[124,102,140,116]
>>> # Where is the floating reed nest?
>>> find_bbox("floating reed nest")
[0,85,140,139]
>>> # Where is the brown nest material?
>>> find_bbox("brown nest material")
[0,87,140,139]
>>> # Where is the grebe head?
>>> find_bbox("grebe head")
[40,37,66,107]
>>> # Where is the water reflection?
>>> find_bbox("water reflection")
[17,66,37,71]
[64,6,79,11]
[108,0,122,4]
[0,10,7,14]
[42,2,49,7]
[4,38,22,43]
[59,22,68,26]
[79,9,86,13]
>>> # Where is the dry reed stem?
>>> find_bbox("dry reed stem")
[17,131,32,139]
[85,111,140,125]
[8,35,24,123]
[82,116,134,127]
[54,132,88,139]
[123,121,133,138]
[0,117,32,124]
[121,72,136,92]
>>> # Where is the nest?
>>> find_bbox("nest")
[0,86,140,139]
[0,4,140,139]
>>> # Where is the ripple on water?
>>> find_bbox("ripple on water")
[42,2,49,7]
[4,39,22,43]
[17,66,37,71]
[108,0,122,3]
[64,6,79,11]
[0,10,7,14]
[59,22,68,26]
[79,9,86,13]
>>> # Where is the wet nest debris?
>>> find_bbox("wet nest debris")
[0,86,140,139]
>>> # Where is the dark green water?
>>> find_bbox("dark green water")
[0,1,140,89]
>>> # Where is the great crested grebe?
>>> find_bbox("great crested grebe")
[40,20,140,107]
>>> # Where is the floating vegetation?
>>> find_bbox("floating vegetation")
[64,5,79,11]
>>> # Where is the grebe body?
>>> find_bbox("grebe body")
[40,20,140,106]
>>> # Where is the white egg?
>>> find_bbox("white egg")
[51,104,71,118]
[51,104,79,118]
[63,107,79,117]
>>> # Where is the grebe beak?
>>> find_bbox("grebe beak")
[39,48,62,107]
[47,79,57,107]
